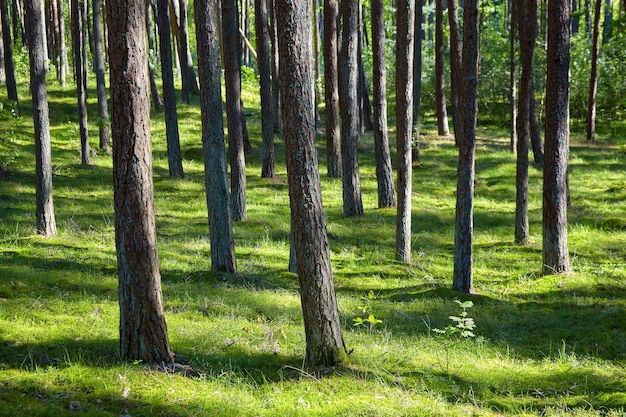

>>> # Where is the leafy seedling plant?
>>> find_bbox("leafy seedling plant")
[353,290,383,335]
[432,300,476,376]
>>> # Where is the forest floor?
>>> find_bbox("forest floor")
[1,78,626,416]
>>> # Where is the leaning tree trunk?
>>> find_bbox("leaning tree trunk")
[156,0,185,179]
[371,0,396,208]
[435,0,450,137]
[93,0,110,151]
[71,0,90,165]
[107,0,175,365]
[339,0,364,218]
[586,0,602,142]
[396,0,415,263]
[1,0,19,116]
[27,0,57,237]
[453,0,479,294]
[256,0,275,178]
[324,0,342,178]
[195,0,237,273]
[275,0,348,367]
[543,0,572,275]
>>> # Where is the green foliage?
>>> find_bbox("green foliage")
[352,291,383,333]
[431,300,477,376]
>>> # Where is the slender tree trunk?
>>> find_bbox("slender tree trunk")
[585,0,591,34]
[324,0,342,178]
[93,0,110,151]
[435,0,450,136]
[1,0,19,116]
[371,0,396,208]
[586,0,602,142]
[268,0,281,134]
[543,0,572,275]
[602,0,612,43]
[222,0,247,221]
[275,0,348,367]
[313,0,322,124]
[358,10,373,132]
[27,0,57,237]
[572,0,579,34]
[0,15,4,84]
[156,0,185,179]
[448,0,463,144]
[107,0,174,365]
[529,88,544,167]
[148,64,164,109]
[453,0,479,294]
[178,0,197,102]
[55,0,68,86]
[257,0,275,178]
[396,0,415,263]
[413,0,423,143]
[12,0,25,46]
[71,0,90,165]
[510,0,517,153]
[195,0,237,273]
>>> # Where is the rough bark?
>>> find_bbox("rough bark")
[194,0,237,273]
[93,0,111,151]
[324,0,342,178]
[543,0,572,275]
[27,0,57,237]
[275,0,348,367]
[434,0,450,136]
[222,0,247,221]
[1,0,19,116]
[453,0,479,293]
[156,0,185,179]
[586,0,601,142]
[257,0,275,178]
[339,0,364,218]
[71,0,90,165]
[107,0,174,364]
[396,0,415,263]
[371,0,396,208]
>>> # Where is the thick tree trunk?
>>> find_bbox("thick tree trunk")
[107,0,174,364]
[371,0,396,208]
[396,0,415,263]
[195,0,237,273]
[156,0,185,179]
[543,0,572,275]
[435,0,450,136]
[1,0,19,116]
[27,0,57,237]
[275,0,348,367]
[93,0,111,151]
[256,0,275,178]
[324,0,342,178]
[71,0,90,165]
[453,0,479,294]
[586,0,602,142]
[222,0,247,221]
[339,0,364,218]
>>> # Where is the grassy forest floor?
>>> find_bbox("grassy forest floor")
[1,77,626,416]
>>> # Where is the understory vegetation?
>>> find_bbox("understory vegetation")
[1,72,626,415]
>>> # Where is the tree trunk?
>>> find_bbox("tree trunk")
[178,0,197,103]
[324,0,342,178]
[148,64,164,109]
[339,0,364,218]
[413,0,423,140]
[448,0,463,144]
[586,0,601,142]
[107,0,174,365]
[313,0,322,124]
[1,0,19,116]
[12,0,25,46]
[27,0,57,237]
[93,0,110,151]
[257,0,275,178]
[371,0,396,208]
[358,11,373,132]
[156,0,185,179]
[510,0,517,152]
[275,0,348,367]
[222,0,247,221]
[0,15,4,84]
[435,0,450,136]
[572,0,579,34]
[55,0,68,86]
[453,0,479,294]
[268,0,281,134]
[71,0,90,165]
[543,0,572,275]
[602,0,612,43]
[396,0,415,263]
[529,88,544,167]
[195,0,237,273]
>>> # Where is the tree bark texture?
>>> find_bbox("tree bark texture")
[256,0,275,178]
[93,0,111,151]
[107,0,174,365]
[324,0,341,178]
[156,0,185,179]
[448,0,462,144]
[71,0,90,165]
[434,0,450,136]
[453,0,479,294]
[413,0,423,136]
[339,0,364,218]
[586,0,601,142]
[543,0,572,275]
[222,0,247,221]
[195,0,237,273]
[275,0,348,368]
[529,89,544,167]
[1,0,19,116]
[396,0,415,263]
[27,0,57,237]
[371,0,396,208]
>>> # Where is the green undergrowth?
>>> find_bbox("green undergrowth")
[1,75,626,416]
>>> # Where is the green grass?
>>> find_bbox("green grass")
[1,73,626,416]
